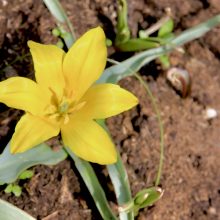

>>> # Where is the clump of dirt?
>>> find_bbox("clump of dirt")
[0,0,220,220]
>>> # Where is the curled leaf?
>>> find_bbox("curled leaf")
[133,186,164,216]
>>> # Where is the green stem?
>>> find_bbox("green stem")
[107,59,164,186]
[65,147,117,220]
[140,15,171,37]
[116,0,130,45]
[43,0,76,47]
[133,73,164,186]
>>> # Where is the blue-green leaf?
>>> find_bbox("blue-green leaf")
[0,142,67,184]
[65,146,117,220]
[0,199,36,220]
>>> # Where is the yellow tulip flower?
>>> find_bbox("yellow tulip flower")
[0,27,138,164]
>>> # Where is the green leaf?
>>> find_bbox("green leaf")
[99,14,220,84]
[4,184,13,194]
[52,28,60,37]
[134,187,163,208]
[0,142,67,184]
[159,54,170,69]
[107,152,134,220]
[158,18,174,37]
[116,38,159,52]
[139,30,148,39]
[133,187,163,216]
[116,0,131,44]
[0,198,36,220]
[56,39,64,48]
[97,120,134,219]
[18,170,34,180]
[12,185,22,197]
[106,38,113,47]
[65,147,117,220]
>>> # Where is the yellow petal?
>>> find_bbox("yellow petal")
[0,77,50,115]
[63,27,107,101]
[61,117,117,164]
[28,41,65,99]
[80,84,138,119]
[10,114,60,153]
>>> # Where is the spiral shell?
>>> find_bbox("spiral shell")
[167,67,191,97]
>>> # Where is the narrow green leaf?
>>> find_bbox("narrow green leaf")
[117,38,159,52]
[99,14,220,84]
[0,142,67,184]
[107,152,134,220]
[97,120,134,220]
[0,199,36,220]
[65,147,117,220]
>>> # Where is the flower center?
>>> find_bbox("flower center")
[58,101,69,114]
[45,95,86,125]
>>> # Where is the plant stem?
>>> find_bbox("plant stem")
[107,59,165,186]
[133,73,164,186]
[142,16,171,37]
[116,0,130,45]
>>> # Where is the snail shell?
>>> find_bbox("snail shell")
[167,67,191,97]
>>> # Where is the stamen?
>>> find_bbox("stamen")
[63,114,70,124]
[48,113,60,120]
[45,105,57,115]
[69,101,86,113]
[49,87,60,106]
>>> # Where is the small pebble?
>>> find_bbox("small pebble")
[208,206,216,215]
[204,108,217,120]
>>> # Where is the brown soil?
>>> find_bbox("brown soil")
[0,0,220,220]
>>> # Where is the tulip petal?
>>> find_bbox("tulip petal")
[28,41,65,99]
[80,84,138,119]
[0,77,50,115]
[11,114,60,153]
[63,27,107,101]
[61,118,117,164]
